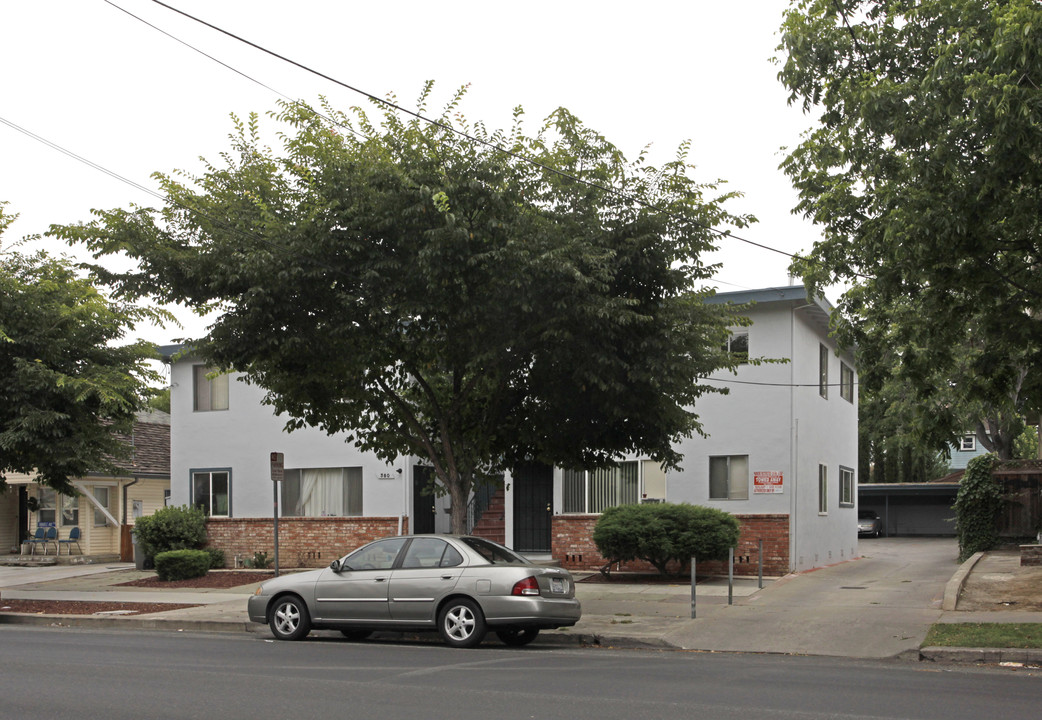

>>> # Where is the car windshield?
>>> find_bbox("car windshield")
[459,537,530,565]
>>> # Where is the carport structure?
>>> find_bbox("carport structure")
[858,481,959,537]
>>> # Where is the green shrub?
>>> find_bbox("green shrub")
[133,505,207,563]
[154,549,211,581]
[244,551,272,569]
[593,502,740,575]
[954,454,1001,561]
[204,547,226,569]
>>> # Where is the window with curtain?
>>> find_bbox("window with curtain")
[193,365,229,411]
[839,467,854,507]
[709,455,749,500]
[37,486,56,524]
[61,494,78,526]
[281,467,362,517]
[562,461,639,513]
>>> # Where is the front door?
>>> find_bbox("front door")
[512,463,553,553]
[412,466,437,535]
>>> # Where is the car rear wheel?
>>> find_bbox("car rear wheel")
[269,596,311,641]
[438,598,486,648]
[339,629,373,641]
[496,628,539,647]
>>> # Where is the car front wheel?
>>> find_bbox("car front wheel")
[269,596,311,641]
[438,598,486,648]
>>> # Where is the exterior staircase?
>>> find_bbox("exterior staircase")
[468,488,505,546]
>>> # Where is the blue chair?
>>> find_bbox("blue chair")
[58,527,82,555]
[23,528,47,555]
[42,526,58,555]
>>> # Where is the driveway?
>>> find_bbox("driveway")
[665,537,959,658]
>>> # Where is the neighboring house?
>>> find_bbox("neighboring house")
[948,432,990,470]
[161,284,858,575]
[1,411,171,558]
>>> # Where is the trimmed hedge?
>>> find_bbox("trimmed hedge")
[593,502,740,575]
[133,505,207,563]
[154,549,211,581]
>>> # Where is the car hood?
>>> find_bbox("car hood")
[257,567,324,593]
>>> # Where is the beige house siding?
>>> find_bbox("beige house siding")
[0,486,20,552]
[126,478,171,524]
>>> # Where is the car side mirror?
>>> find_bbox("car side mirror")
[329,559,341,573]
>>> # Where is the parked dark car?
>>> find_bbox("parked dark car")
[858,510,883,538]
[248,535,581,648]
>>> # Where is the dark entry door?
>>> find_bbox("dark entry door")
[412,466,437,534]
[512,463,553,553]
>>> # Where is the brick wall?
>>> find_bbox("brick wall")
[206,516,406,568]
[552,513,791,577]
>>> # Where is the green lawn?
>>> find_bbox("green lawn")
[924,623,1042,649]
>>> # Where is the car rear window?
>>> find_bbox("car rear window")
[459,537,529,565]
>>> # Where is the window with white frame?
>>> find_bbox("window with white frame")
[37,487,56,525]
[709,455,749,500]
[724,330,749,364]
[94,487,110,526]
[192,470,230,517]
[839,466,854,507]
[819,344,829,399]
[281,467,363,517]
[818,464,828,514]
[960,435,976,452]
[193,365,229,412]
[61,494,78,526]
[840,363,854,403]
[563,461,639,513]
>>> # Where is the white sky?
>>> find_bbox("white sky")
[1,0,821,347]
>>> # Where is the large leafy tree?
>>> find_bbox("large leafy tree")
[0,203,161,494]
[777,0,1042,458]
[55,87,753,532]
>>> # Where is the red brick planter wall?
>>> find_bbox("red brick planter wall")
[206,516,406,568]
[552,513,791,577]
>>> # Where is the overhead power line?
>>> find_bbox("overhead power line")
[140,0,802,263]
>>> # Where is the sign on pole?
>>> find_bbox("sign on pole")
[270,452,284,576]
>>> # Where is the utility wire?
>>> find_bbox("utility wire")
[144,0,801,263]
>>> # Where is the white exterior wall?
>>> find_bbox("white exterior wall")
[169,359,409,520]
[666,294,858,572]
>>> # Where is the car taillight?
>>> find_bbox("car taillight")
[511,576,541,596]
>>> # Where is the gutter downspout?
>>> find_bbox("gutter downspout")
[791,301,814,573]
[122,478,140,525]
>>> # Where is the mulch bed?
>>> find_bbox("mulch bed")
[0,600,199,616]
[116,570,276,589]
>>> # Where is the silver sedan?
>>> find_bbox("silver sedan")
[248,535,582,648]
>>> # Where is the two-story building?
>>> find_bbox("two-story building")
[161,284,858,575]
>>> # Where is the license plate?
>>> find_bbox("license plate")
[550,577,566,594]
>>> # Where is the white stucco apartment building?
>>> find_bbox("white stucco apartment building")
[161,284,857,575]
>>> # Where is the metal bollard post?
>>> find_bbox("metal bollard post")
[758,538,764,589]
[728,547,734,605]
[690,556,697,619]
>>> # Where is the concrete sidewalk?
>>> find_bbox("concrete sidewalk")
[2,538,1040,665]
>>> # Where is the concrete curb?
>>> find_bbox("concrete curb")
[0,611,254,634]
[941,552,984,611]
[920,646,1042,666]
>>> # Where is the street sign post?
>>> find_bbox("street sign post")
[270,452,284,576]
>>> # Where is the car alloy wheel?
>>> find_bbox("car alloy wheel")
[496,628,539,647]
[438,598,486,648]
[269,595,311,641]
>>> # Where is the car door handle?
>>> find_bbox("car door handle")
[374,577,387,582]
[441,574,455,580]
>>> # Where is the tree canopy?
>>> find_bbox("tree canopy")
[54,87,754,531]
[0,203,161,494]
[777,0,1042,458]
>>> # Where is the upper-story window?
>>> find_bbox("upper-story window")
[724,331,749,365]
[819,344,829,399]
[960,435,976,452]
[193,366,229,411]
[840,362,855,403]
